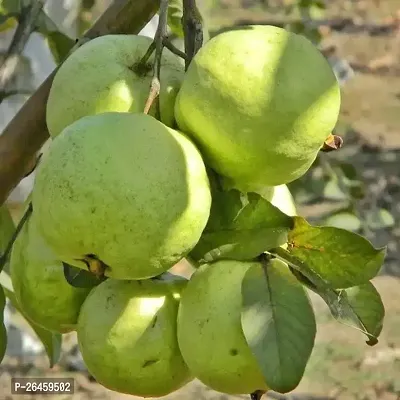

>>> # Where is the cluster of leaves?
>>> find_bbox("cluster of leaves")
[188,172,386,392]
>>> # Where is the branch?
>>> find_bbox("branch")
[0,0,160,206]
[0,0,46,90]
[182,0,203,69]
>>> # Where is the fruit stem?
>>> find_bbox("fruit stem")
[182,0,203,70]
[142,0,170,118]
[320,133,344,153]
[0,202,33,273]
[250,390,267,400]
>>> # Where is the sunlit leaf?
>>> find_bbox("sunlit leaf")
[287,217,386,288]
[190,172,293,263]
[241,257,316,393]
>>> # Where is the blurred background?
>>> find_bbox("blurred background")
[0,0,399,399]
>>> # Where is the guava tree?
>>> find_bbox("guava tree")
[0,1,386,399]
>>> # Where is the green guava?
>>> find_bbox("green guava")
[9,216,91,333]
[32,112,211,280]
[259,184,297,217]
[0,285,6,362]
[46,34,184,137]
[177,259,269,394]
[175,25,341,191]
[77,277,192,397]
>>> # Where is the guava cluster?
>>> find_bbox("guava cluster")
[9,25,340,397]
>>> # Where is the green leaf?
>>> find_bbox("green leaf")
[344,282,385,344]
[324,212,362,232]
[190,174,293,263]
[241,257,316,393]
[168,0,184,37]
[366,208,395,230]
[35,10,75,64]
[0,206,15,253]
[287,217,386,288]
[63,262,105,288]
[271,251,384,345]
[0,272,62,367]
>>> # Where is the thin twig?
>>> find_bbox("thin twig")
[143,0,169,118]
[0,0,46,90]
[162,38,188,61]
[182,0,203,69]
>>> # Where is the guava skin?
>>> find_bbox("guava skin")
[9,217,91,333]
[260,184,297,216]
[46,34,184,137]
[77,278,192,397]
[32,112,212,280]
[175,25,341,191]
[177,260,269,394]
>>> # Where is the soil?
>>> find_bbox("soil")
[1,1,400,399]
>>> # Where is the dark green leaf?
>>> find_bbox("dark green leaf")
[190,174,293,263]
[241,257,316,393]
[271,252,384,345]
[63,262,105,289]
[0,0,21,15]
[344,282,385,344]
[0,206,15,254]
[1,278,61,367]
[288,217,386,288]
[324,212,362,232]
[35,10,75,64]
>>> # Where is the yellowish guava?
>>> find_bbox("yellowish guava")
[9,216,91,333]
[47,34,184,136]
[175,25,341,191]
[77,277,192,397]
[177,260,269,394]
[32,112,211,280]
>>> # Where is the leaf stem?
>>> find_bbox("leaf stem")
[0,202,33,273]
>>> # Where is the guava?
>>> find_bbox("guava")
[177,259,270,394]
[175,25,341,191]
[32,112,211,280]
[0,285,6,362]
[46,34,184,137]
[9,216,91,333]
[259,184,297,217]
[77,277,192,397]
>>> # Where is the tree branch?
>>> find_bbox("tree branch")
[0,0,160,206]
[182,0,203,70]
[0,0,46,90]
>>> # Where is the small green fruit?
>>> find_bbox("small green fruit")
[175,25,341,191]
[77,277,192,397]
[9,217,91,333]
[32,112,211,280]
[177,260,269,394]
[47,34,184,136]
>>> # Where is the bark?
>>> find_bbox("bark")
[0,0,160,206]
